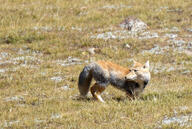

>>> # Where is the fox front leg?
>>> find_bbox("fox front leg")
[90,83,106,103]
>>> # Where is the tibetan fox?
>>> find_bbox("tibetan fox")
[78,60,151,103]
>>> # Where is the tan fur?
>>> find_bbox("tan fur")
[97,60,131,77]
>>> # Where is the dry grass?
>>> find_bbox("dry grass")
[0,0,192,128]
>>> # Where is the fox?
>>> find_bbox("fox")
[78,60,151,103]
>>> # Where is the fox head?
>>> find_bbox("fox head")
[125,60,151,85]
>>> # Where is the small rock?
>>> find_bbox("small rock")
[153,97,157,102]
[87,48,100,55]
[119,16,148,32]
[124,43,131,49]
[88,48,96,54]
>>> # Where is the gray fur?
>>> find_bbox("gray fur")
[78,65,93,96]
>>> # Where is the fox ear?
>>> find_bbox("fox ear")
[144,60,149,69]
[132,60,137,66]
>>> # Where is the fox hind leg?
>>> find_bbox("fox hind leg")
[90,83,106,103]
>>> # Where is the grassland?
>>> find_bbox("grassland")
[0,0,192,128]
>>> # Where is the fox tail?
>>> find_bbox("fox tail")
[78,65,93,96]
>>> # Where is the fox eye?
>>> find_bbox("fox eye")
[134,69,138,72]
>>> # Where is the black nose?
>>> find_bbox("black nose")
[144,80,149,88]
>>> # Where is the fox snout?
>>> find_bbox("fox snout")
[125,71,137,80]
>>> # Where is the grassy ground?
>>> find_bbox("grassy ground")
[0,0,192,128]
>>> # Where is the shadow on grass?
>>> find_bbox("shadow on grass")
[110,92,162,102]
[71,94,160,102]
[111,96,128,102]
[141,92,161,101]
[71,90,192,103]
[71,95,95,102]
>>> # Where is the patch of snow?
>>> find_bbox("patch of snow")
[162,114,192,127]
[187,28,192,32]
[150,63,188,74]
[179,106,188,111]
[0,52,9,59]
[71,27,82,31]
[183,50,192,56]
[91,29,159,40]
[170,27,180,32]
[33,26,53,32]
[51,114,62,119]
[4,120,20,127]
[56,57,85,66]
[79,11,89,16]
[164,33,177,39]
[142,45,169,55]
[57,26,65,31]
[12,56,39,61]
[167,8,183,13]
[155,6,169,12]
[139,31,159,39]
[90,32,118,40]
[60,85,73,91]
[102,5,132,9]
[169,39,186,47]
[0,69,6,73]
[18,48,30,55]
[51,76,63,82]
[33,26,65,32]
[181,70,191,75]
[34,119,46,123]
[4,96,24,102]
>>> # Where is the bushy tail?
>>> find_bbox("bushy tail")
[78,65,93,96]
